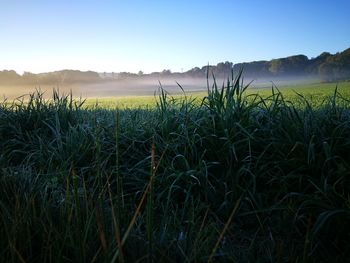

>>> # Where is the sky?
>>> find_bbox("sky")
[0,0,349,74]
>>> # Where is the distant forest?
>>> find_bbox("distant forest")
[1,48,349,85]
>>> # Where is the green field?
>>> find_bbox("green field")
[84,81,350,109]
[1,76,350,262]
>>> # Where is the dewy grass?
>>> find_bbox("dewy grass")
[81,81,350,110]
[0,72,350,262]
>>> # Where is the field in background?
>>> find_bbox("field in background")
[1,80,349,108]
[84,81,350,109]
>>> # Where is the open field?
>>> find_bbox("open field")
[84,81,350,109]
[0,75,350,262]
[2,80,350,109]
[0,78,208,101]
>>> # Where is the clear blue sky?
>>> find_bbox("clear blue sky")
[0,0,349,74]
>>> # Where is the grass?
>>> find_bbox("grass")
[84,96,158,109]
[0,72,350,262]
[83,81,350,109]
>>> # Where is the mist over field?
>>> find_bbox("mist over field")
[0,77,206,99]
[1,47,349,99]
[0,75,322,100]
[77,76,321,97]
[80,77,209,97]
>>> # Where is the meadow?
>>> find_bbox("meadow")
[84,80,350,109]
[0,73,350,262]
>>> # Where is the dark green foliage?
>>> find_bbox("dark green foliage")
[1,47,349,86]
[318,48,350,82]
[0,73,350,262]
[0,69,102,85]
[232,47,350,81]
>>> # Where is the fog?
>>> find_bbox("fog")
[78,77,209,98]
[0,77,209,99]
[0,75,320,100]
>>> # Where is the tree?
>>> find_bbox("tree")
[0,70,21,84]
[161,69,171,75]
[319,63,334,82]
[269,59,283,74]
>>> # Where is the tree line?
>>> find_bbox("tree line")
[0,48,349,85]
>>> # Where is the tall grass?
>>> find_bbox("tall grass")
[0,73,350,262]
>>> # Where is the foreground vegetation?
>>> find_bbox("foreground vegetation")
[0,73,350,262]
